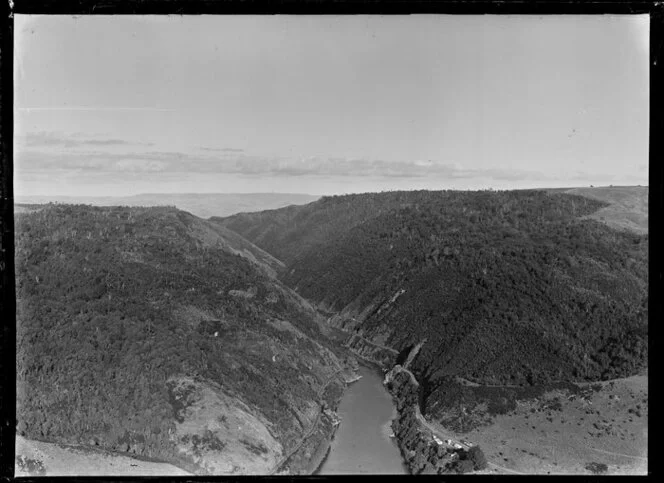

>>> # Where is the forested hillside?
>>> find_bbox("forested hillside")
[15,204,345,475]
[219,189,648,390]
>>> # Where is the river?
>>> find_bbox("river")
[316,364,408,474]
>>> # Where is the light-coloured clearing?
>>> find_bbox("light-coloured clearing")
[15,435,191,477]
[463,375,648,475]
[558,186,648,234]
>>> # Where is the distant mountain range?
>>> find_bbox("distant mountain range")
[14,193,320,219]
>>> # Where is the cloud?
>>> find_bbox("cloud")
[199,146,245,153]
[81,139,136,146]
[14,131,552,182]
[17,131,153,149]
[16,146,554,183]
[18,106,175,112]
[16,150,179,173]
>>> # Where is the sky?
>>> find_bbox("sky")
[14,15,649,197]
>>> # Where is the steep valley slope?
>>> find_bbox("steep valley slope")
[15,204,353,475]
[220,189,647,385]
[218,187,648,473]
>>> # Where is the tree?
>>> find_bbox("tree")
[467,446,488,470]
[453,459,475,473]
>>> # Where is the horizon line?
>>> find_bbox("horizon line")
[13,184,647,201]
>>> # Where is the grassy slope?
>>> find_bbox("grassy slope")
[15,435,192,476]
[15,204,344,475]
[470,375,647,475]
[546,186,648,235]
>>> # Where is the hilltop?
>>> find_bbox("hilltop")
[15,204,348,475]
[15,193,320,219]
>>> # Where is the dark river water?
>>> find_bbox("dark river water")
[316,364,408,474]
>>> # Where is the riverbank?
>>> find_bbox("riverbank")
[316,365,408,474]
[270,347,373,475]
[385,365,488,474]
[280,328,402,475]
[310,367,373,475]
[274,379,345,474]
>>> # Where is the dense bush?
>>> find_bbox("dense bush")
[15,204,341,467]
[220,189,648,390]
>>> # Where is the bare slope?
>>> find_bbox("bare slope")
[15,204,344,475]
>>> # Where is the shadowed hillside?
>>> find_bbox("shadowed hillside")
[15,204,345,475]
[219,190,648,390]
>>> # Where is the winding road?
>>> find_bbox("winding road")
[395,365,526,475]
[586,446,648,461]
[346,332,399,355]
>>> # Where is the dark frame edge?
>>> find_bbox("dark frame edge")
[10,0,663,16]
[0,0,16,480]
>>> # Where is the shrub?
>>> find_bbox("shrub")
[585,462,608,474]
[452,458,475,474]
[222,189,647,390]
[15,455,46,476]
[467,446,488,470]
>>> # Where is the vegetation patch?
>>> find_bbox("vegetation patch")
[240,439,269,456]
[15,455,46,476]
[191,430,227,453]
[167,380,198,423]
[585,462,609,474]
